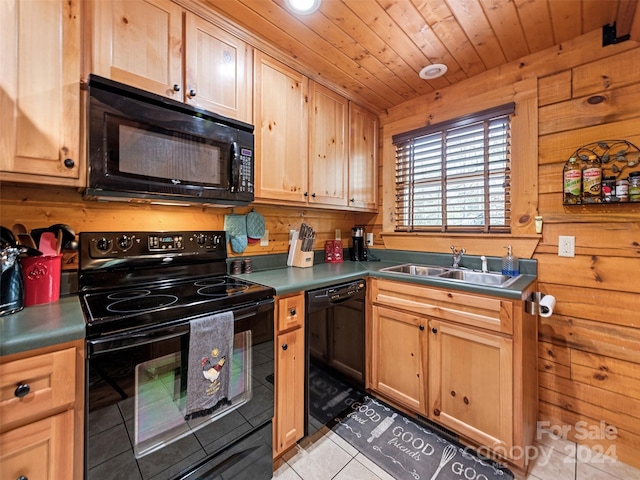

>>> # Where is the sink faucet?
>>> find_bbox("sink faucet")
[450,245,466,268]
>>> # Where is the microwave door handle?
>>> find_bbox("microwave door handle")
[230,141,240,193]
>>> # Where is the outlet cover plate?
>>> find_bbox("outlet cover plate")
[558,235,575,257]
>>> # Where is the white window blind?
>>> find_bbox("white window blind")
[392,104,515,233]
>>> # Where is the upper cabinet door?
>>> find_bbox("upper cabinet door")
[254,52,308,203]
[184,13,252,123]
[349,103,378,211]
[90,0,183,99]
[0,0,82,185]
[308,82,348,207]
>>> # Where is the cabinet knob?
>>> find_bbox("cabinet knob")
[464,396,470,405]
[450,390,456,397]
[350,198,355,203]
[189,89,197,97]
[304,192,309,197]
[433,408,440,416]
[173,84,181,92]
[17,476,28,480]
[419,325,425,331]
[63,158,75,169]
[431,327,438,334]
[14,383,30,398]
[289,308,296,316]
[281,343,288,351]
[311,193,316,198]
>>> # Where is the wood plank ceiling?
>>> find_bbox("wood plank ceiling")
[205,0,639,113]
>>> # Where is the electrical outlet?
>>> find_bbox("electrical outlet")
[260,229,269,247]
[558,236,575,257]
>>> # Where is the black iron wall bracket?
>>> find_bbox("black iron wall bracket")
[602,22,631,46]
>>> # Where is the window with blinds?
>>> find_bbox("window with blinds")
[392,103,515,233]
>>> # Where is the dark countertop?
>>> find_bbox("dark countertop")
[1,250,537,357]
[0,295,86,357]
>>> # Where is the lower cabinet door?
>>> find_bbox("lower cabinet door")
[428,319,513,451]
[370,305,427,415]
[274,327,305,456]
[0,409,74,480]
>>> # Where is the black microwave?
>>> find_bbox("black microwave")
[85,75,254,206]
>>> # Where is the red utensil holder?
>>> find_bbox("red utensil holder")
[21,254,62,306]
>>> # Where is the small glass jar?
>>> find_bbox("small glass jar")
[629,172,640,202]
[602,176,616,202]
[616,178,629,202]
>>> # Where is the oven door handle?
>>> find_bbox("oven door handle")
[88,325,190,356]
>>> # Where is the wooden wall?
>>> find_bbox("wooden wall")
[0,183,359,269]
[373,30,640,468]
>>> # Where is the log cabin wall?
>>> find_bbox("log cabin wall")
[0,183,358,269]
[367,29,640,467]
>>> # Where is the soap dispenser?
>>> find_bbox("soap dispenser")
[502,245,520,276]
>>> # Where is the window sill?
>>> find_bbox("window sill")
[380,232,540,258]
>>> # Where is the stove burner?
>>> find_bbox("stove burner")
[196,284,249,297]
[194,279,226,287]
[106,291,179,313]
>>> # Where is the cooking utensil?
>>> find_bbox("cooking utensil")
[1,226,17,247]
[11,223,37,249]
[56,229,63,255]
[39,232,58,256]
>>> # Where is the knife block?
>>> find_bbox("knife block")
[290,239,314,268]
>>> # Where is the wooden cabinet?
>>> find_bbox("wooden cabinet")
[368,278,537,470]
[0,0,82,186]
[308,81,348,207]
[349,103,378,210]
[428,319,513,451]
[254,52,309,204]
[273,293,305,457]
[370,305,427,415]
[89,0,252,122]
[89,0,182,98]
[183,13,252,122]
[0,341,84,480]
[254,52,378,211]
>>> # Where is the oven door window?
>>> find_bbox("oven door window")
[134,331,252,458]
[104,115,230,190]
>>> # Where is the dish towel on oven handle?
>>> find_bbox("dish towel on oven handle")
[185,311,234,420]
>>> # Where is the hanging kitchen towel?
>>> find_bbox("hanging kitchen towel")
[185,311,234,420]
[224,214,247,253]
[246,210,265,244]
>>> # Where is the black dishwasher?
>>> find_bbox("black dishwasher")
[305,279,367,435]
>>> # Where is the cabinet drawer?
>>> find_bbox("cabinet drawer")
[276,293,305,333]
[0,409,74,479]
[0,347,76,428]
[371,279,512,334]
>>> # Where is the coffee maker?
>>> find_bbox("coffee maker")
[350,226,367,261]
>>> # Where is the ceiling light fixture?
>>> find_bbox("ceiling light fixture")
[285,0,322,15]
[419,64,448,80]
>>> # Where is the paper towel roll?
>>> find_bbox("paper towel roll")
[539,294,556,318]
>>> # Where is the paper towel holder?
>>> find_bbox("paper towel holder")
[525,292,546,316]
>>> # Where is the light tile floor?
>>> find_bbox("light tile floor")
[273,426,640,480]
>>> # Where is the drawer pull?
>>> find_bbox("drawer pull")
[14,383,30,398]
[17,476,28,480]
[282,343,288,351]
[289,308,296,316]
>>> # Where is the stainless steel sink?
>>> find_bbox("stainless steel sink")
[379,263,521,288]
[437,269,520,287]
[380,264,449,276]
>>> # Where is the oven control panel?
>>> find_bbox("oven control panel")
[80,230,227,264]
